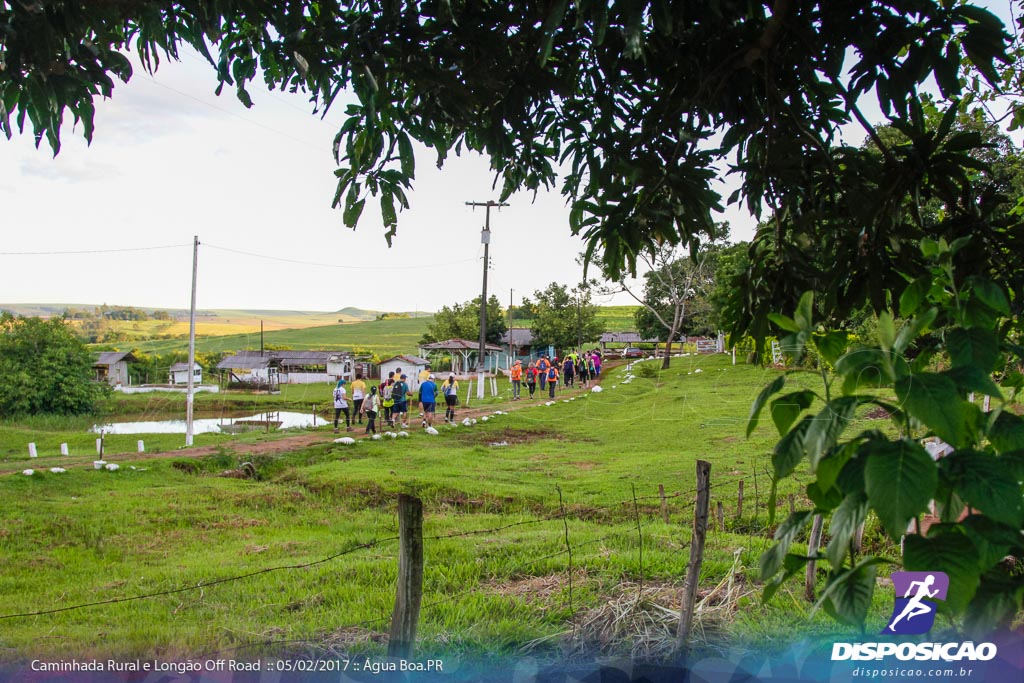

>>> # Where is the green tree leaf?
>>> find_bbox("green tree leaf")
[940,450,1024,527]
[804,397,861,470]
[895,373,973,448]
[899,276,932,317]
[817,558,884,628]
[903,531,982,614]
[773,414,813,479]
[966,276,1010,315]
[760,510,814,579]
[794,291,814,331]
[813,331,849,366]
[748,375,785,437]
[770,390,816,437]
[864,439,937,539]
[946,327,999,372]
[827,492,869,567]
[988,411,1024,453]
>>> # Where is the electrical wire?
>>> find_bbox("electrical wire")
[0,244,191,256]
[202,242,477,271]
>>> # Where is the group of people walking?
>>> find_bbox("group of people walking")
[509,349,602,400]
[332,365,463,434]
[331,350,602,434]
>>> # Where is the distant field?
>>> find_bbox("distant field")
[595,305,638,331]
[126,315,435,358]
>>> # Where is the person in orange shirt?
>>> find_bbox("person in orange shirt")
[509,359,523,400]
[537,355,550,391]
[546,363,560,399]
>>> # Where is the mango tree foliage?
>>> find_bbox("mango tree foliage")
[0,1,1014,279]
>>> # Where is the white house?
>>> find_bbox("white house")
[168,362,203,385]
[378,355,430,392]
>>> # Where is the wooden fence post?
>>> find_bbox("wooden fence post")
[788,494,795,515]
[805,514,824,601]
[677,460,711,653]
[716,502,725,532]
[736,480,744,519]
[388,494,424,659]
[659,484,669,524]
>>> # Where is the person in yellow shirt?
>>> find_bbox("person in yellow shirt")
[350,373,368,425]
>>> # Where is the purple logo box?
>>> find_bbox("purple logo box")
[883,571,950,635]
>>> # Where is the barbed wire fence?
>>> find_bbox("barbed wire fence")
[0,467,804,662]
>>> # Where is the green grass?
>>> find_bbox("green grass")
[595,305,639,332]
[0,354,904,662]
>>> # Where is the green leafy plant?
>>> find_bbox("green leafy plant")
[752,238,1024,634]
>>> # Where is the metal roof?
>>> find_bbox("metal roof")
[499,328,535,346]
[216,349,350,370]
[379,355,430,366]
[419,338,504,352]
[94,351,136,366]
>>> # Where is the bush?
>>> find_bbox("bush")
[0,313,107,415]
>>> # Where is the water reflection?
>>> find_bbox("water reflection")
[91,411,320,435]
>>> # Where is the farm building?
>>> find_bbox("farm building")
[216,351,281,387]
[598,331,658,350]
[496,328,555,369]
[168,362,203,385]
[378,355,430,392]
[418,339,503,375]
[93,351,137,386]
[216,350,356,386]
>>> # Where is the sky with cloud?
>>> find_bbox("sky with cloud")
[2,2,1018,315]
[0,41,766,315]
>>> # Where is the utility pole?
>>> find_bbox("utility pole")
[186,235,199,447]
[466,200,508,399]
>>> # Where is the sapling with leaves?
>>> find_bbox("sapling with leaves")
[752,238,1024,635]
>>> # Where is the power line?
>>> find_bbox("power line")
[202,242,477,271]
[139,75,324,152]
[0,244,191,256]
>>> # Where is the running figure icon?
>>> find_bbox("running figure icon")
[883,571,949,635]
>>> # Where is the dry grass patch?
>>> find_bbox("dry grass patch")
[527,552,750,661]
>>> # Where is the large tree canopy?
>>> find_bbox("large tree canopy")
[0,1,1014,286]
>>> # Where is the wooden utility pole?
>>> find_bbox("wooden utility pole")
[465,200,508,399]
[185,235,199,447]
[389,494,424,658]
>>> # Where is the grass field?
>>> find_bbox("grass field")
[0,354,904,663]
[125,315,437,358]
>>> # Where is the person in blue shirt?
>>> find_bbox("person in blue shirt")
[418,374,439,428]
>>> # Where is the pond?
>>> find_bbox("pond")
[91,411,322,435]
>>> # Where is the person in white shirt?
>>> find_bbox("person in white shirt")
[333,379,352,433]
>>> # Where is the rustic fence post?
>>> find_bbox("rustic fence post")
[788,494,795,515]
[716,502,725,533]
[736,480,744,519]
[388,494,424,659]
[805,514,824,601]
[659,484,669,524]
[677,460,711,653]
